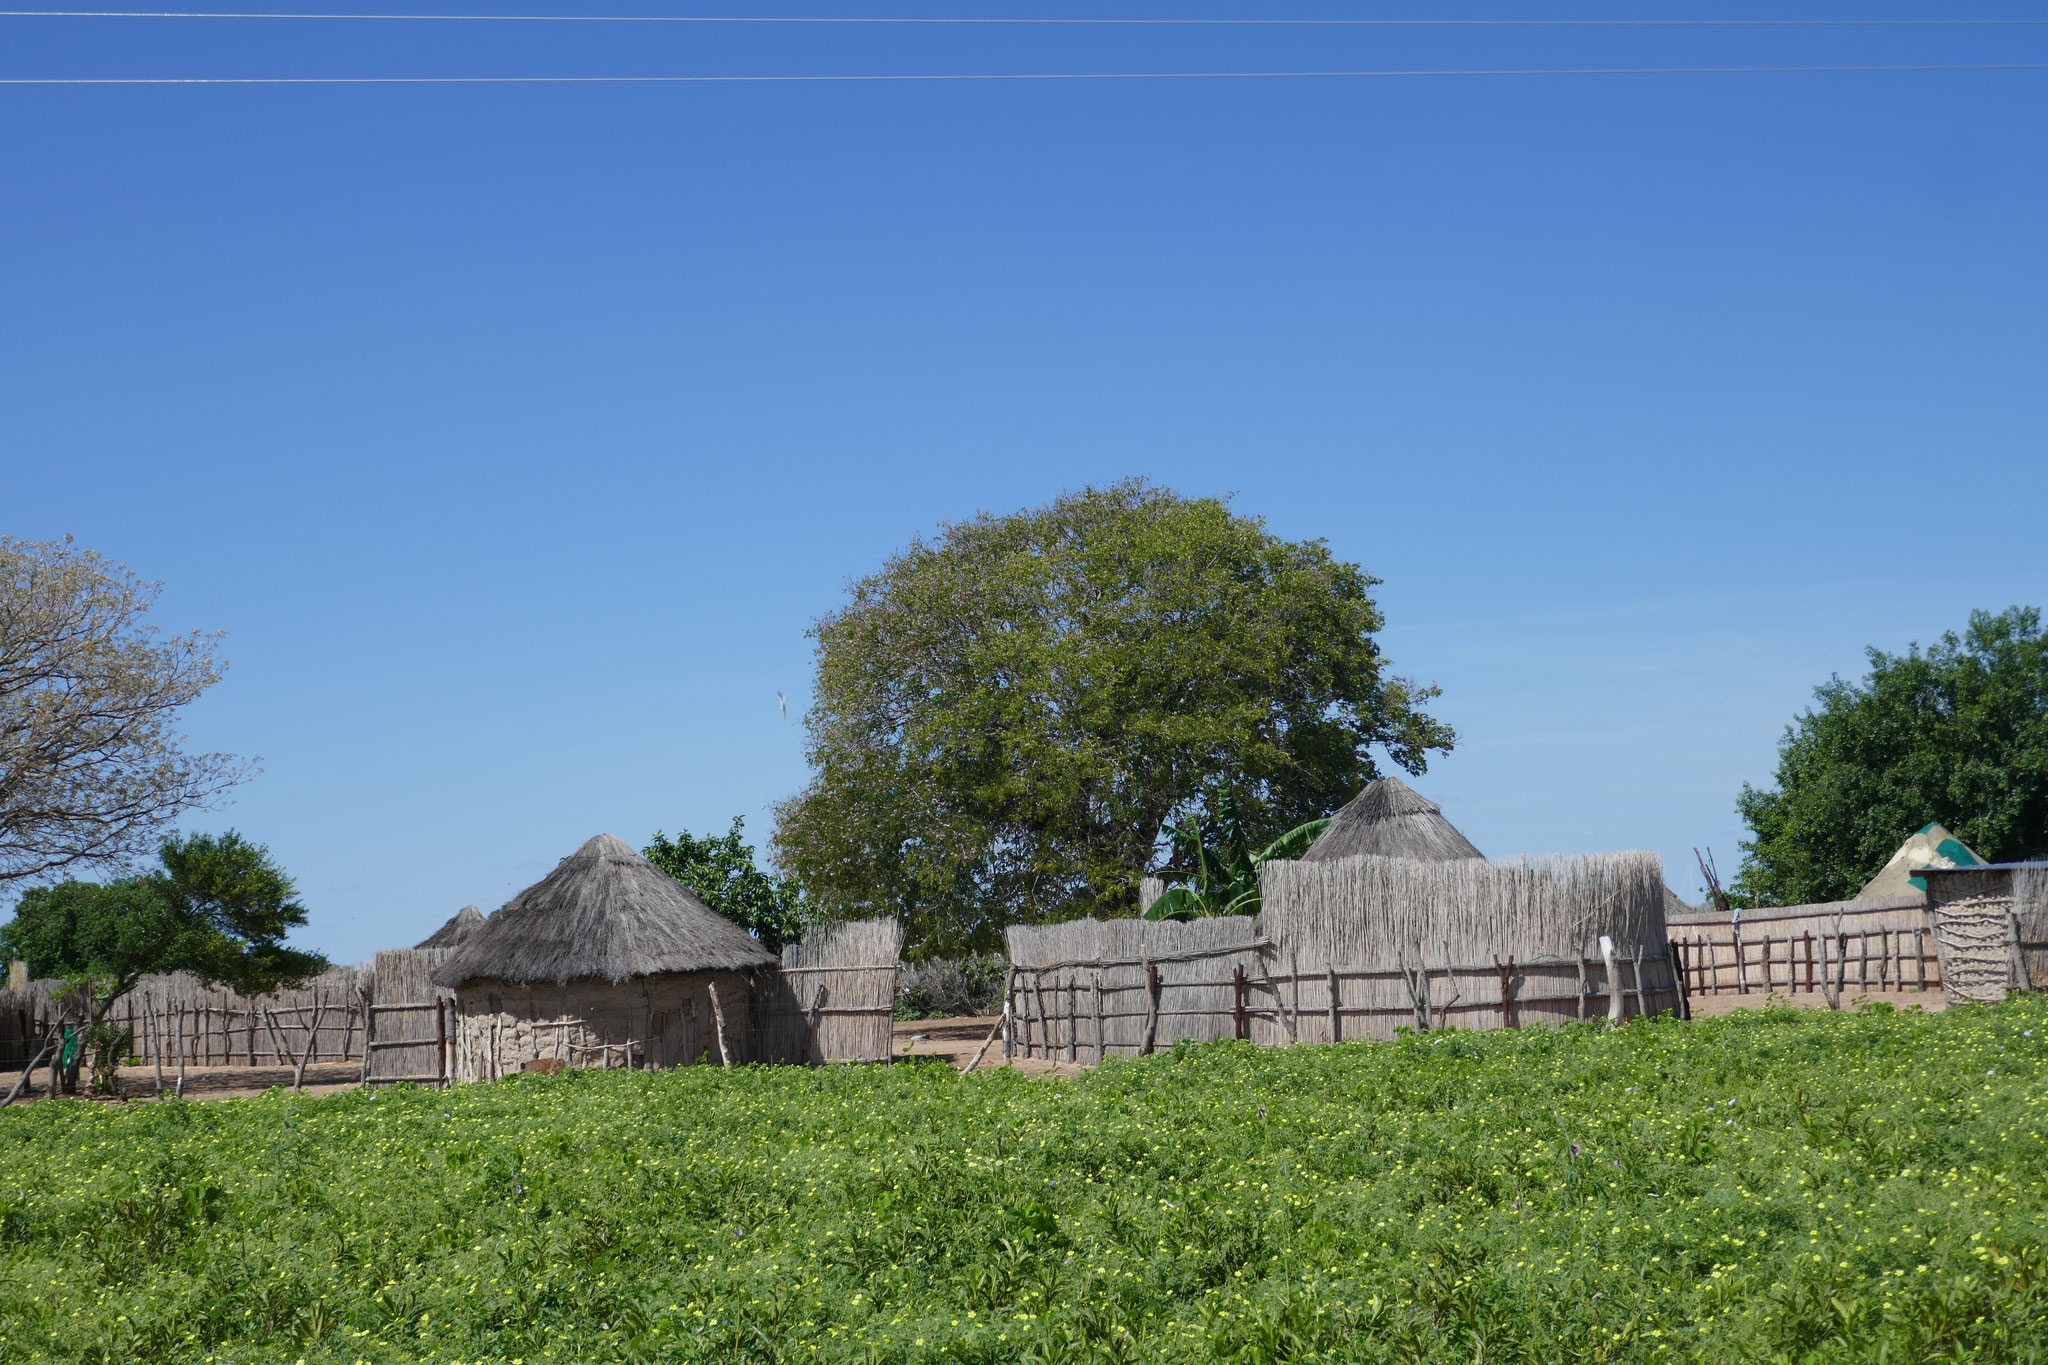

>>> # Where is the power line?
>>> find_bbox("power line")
[5,10,2048,26]
[5,61,2046,83]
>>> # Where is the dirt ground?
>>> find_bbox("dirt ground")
[1,996,1943,1104]
[0,1060,366,1105]
[0,1021,1055,1104]
[1683,987,1945,1018]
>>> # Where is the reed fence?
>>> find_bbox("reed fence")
[765,917,905,1064]
[0,967,365,1070]
[1004,853,1684,1062]
[362,948,455,1086]
[1923,865,2048,1005]
[1664,897,1940,1000]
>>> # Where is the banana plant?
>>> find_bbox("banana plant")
[1143,789,1328,921]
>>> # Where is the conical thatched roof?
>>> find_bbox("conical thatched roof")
[416,905,487,949]
[431,834,777,988]
[1299,776,1487,863]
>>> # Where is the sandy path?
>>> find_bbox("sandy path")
[1683,987,1944,1018]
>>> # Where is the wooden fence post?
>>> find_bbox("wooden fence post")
[435,1000,448,1088]
[1064,981,1078,1064]
[1142,960,1161,1056]
[1002,968,1015,1063]
[1327,965,1340,1044]
[1091,974,1105,1064]
[707,981,733,1068]
[1031,972,1049,1062]
[1493,955,1517,1029]
[1232,966,1248,1040]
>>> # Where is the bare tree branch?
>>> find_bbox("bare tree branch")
[0,537,253,884]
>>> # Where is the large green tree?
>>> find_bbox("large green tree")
[1,830,325,1090]
[772,480,1454,952]
[1736,606,2048,906]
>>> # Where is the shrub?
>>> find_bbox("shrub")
[894,953,1008,1019]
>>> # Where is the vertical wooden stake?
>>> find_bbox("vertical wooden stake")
[435,999,449,1087]
[1232,966,1248,1040]
[1733,925,1748,995]
[1032,970,1048,1064]
[1289,949,1302,1045]
[1091,974,1105,1064]
[1142,960,1161,1056]
[1494,955,1517,1029]
[149,991,165,1100]
[1327,965,1340,1044]
[1574,954,1590,1020]
[1915,927,1927,991]
[1002,968,1015,1063]
[1804,932,1814,993]
[708,982,733,1064]
[1065,980,1077,1064]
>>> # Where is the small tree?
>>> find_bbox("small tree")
[1,830,325,1093]
[1736,606,2048,906]
[643,818,810,954]
[1,537,250,886]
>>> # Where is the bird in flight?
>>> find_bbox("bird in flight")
[777,691,787,719]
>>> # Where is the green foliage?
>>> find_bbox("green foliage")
[774,480,1454,952]
[894,953,1009,1019]
[5,1001,2048,1362]
[1737,606,2048,905]
[643,817,809,954]
[1145,789,1329,921]
[0,830,325,999]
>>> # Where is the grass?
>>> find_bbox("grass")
[2,999,2046,1363]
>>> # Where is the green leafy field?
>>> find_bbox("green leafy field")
[4,1000,2046,1364]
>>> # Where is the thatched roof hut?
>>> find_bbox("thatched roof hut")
[432,833,776,989]
[1299,776,1486,863]
[430,834,784,1080]
[415,904,488,950]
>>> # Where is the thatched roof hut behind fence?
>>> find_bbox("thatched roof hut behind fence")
[432,833,780,1079]
[1300,776,1486,863]
[416,905,488,949]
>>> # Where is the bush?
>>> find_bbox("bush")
[894,953,1008,1019]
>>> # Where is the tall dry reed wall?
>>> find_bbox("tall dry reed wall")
[1005,917,1263,1063]
[770,917,905,1064]
[1004,853,1682,1062]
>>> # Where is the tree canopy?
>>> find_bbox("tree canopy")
[0,830,326,999]
[643,818,810,954]
[1736,606,2048,906]
[772,480,1454,952]
[0,536,249,885]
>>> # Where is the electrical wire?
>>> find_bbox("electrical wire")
[4,10,2048,25]
[4,61,2046,83]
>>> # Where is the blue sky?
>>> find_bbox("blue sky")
[4,5,2044,963]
